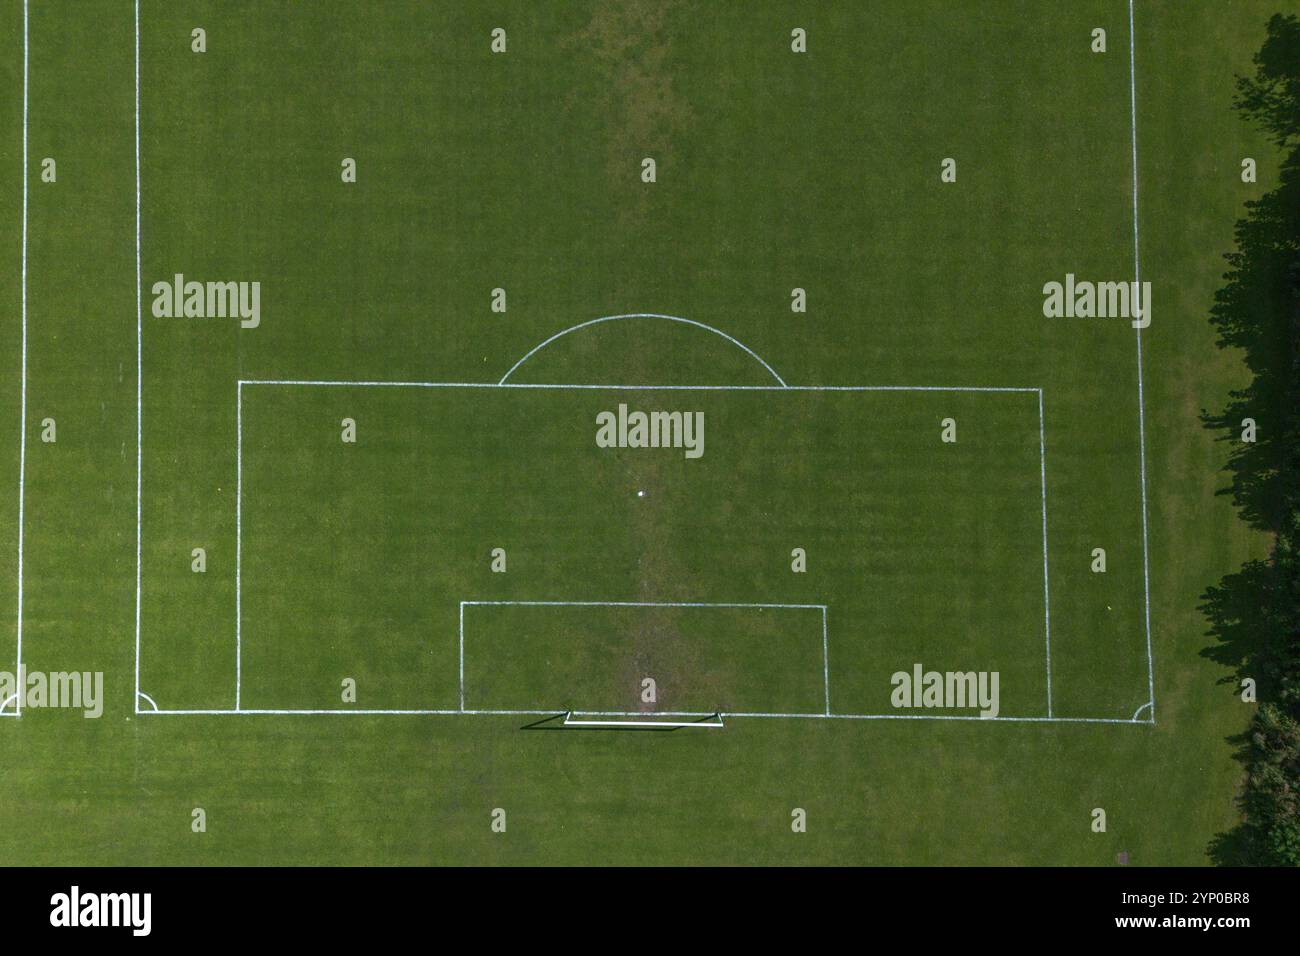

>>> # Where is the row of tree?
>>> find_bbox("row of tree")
[1204,13,1299,866]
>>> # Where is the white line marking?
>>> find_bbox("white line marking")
[0,692,19,715]
[1131,700,1153,721]
[497,313,788,387]
[239,380,1039,393]
[1038,388,1053,716]
[462,600,827,609]
[734,713,1150,724]
[15,0,29,716]
[235,381,242,710]
[132,0,143,719]
[136,691,159,713]
[547,709,747,717]
[144,709,482,716]
[460,600,826,715]
[125,11,1152,732]
[235,386,1041,720]
[563,711,725,729]
[1129,0,1156,724]
[134,707,1152,724]
[821,606,831,715]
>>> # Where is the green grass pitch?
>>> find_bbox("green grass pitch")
[0,0,1283,863]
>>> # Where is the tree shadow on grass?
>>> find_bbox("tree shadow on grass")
[1200,13,1300,866]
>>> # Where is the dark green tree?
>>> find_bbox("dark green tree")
[1204,13,1300,866]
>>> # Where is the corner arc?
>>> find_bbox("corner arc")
[497,313,788,387]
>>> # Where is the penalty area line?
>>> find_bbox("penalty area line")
[237,379,1042,394]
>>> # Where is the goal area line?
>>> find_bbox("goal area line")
[459,599,832,718]
[561,711,725,729]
